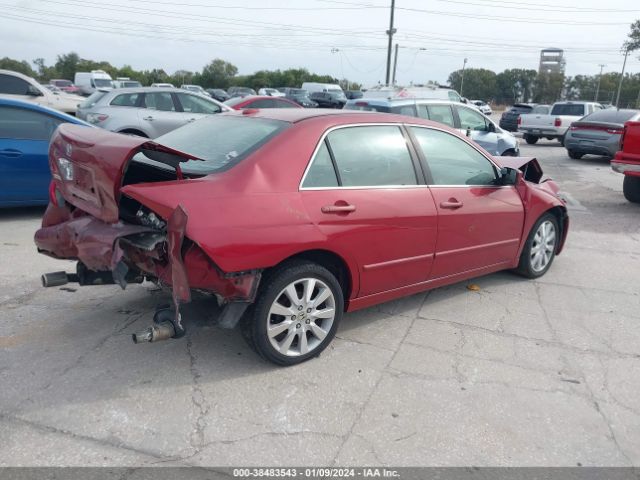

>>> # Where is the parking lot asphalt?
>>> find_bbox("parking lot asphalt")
[1,136,639,467]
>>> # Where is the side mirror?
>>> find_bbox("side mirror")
[499,167,519,186]
[487,122,496,133]
[27,85,43,97]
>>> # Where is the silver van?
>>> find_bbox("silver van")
[344,98,519,157]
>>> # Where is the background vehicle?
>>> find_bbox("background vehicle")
[206,88,230,102]
[49,79,80,94]
[224,95,302,110]
[301,82,344,95]
[565,109,640,159]
[76,87,230,138]
[612,120,640,203]
[345,90,363,100]
[363,85,463,103]
[518,101,603,145]
[0,98,89,207]
[227,86,256,98]
[309,91,347,109]
[113,78,142,89]
[471,100,492,115]
[181,84,211,97]
[74,70,113,96]
[150,83,175,88]
[258,87,285,97]
[280,87,318,108]
[499,103,537,132]
[35,109,567,365]
[345,97,519,156]
[0,69,84,115]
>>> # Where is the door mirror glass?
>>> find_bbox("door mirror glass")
[487,121,496,133]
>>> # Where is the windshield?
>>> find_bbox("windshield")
[581,109,638,124]
[93,79,112,87]
[147,115,289,174]
[79,90,108,108]
[551,104,585,116]
[224,96,249,107]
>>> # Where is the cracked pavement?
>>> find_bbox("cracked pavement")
[1,136,639,467]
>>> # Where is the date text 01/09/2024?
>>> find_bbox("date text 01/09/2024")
[231,468,400,478]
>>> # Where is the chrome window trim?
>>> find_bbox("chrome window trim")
[299,122,420,190]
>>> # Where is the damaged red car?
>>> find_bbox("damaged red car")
[35,109,569,365]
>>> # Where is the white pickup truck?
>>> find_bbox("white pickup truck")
[518,101,603,145]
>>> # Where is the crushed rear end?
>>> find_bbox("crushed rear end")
[35,124,261,338]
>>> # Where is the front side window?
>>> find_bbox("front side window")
[0,106,64,140]
[457,106,489,131]
[0,74,31,95]
[176,93,221,114]
[144,92,176,112]
[275,99,298,108]
[390,105,417,117]
[426,105,455,127]
[110,93,140,107]
[326,126,417,187]
[411,127,497,186]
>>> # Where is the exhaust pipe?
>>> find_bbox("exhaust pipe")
[132,321,176,344]
[41,271,78,287]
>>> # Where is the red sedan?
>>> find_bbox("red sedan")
[224,95,302,110]
[35,109,569,365]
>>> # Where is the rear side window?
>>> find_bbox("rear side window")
[302,141,339,188]
[110,93,140,107]
[0,74,31,95]
[79,90,107,108]
[275,99,298,108]
[325,126,417,187]
[0,106,64,140]
[147,116,289,174]
[247,99,275,108]
[390,105,417,117]
[411,127,496,186]
[144,92,176,111]
[551,104,586,116]
[426,105,455,127]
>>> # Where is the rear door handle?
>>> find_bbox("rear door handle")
[321,204,356,214]
[142,116,154,121]
[440,199,463,209]
[0,149,23,158]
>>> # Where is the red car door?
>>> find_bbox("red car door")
[301,125,438,297]
[409,126,525,279]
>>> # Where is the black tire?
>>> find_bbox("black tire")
[623,175,640,203]
[524,134,539,145]
[567,150,583,160]
[514,212,560,279]
[560,134,567,147]
[501,149,518,157]
[242,260,344,366]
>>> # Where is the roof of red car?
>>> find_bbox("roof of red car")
[224,107,435,128]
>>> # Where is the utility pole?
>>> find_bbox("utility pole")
[392,43,399,85]
[459,58,468,97]
[615,47,629,108]
[594,64,605,102]
[385,0,396,86]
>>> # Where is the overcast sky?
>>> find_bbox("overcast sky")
[3,0,639,86]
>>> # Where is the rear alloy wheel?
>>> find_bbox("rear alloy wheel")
[524,134,539,145]
[515,213,559,279]
[567,150,583,160]
[623,175,640,203]
[244,261,343,365]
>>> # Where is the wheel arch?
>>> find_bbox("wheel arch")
[117,128,149,138]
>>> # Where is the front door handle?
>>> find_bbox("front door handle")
[0,149,23,158]
[142,116,154,121]
[440,199,463,209]
[321,204,356,214]
[187,118,197,123]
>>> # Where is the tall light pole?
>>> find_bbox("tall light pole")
[385,0,396,86]
[594,64,606,102]
[459,58,468,97]
[615,47,629,108]
[391,43,399,85]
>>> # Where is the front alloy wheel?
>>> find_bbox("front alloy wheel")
[244,261,343,365]
[515,213,560,278]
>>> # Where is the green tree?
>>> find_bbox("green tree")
[54,52,80,80]
[447,68,497,101]
[533,72,565,104]
[626,19,640,52]
[0,57,36,77]
[495,69,537,104]
[196,59,238,89]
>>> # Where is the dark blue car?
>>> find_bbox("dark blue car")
[0,98,90,207]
